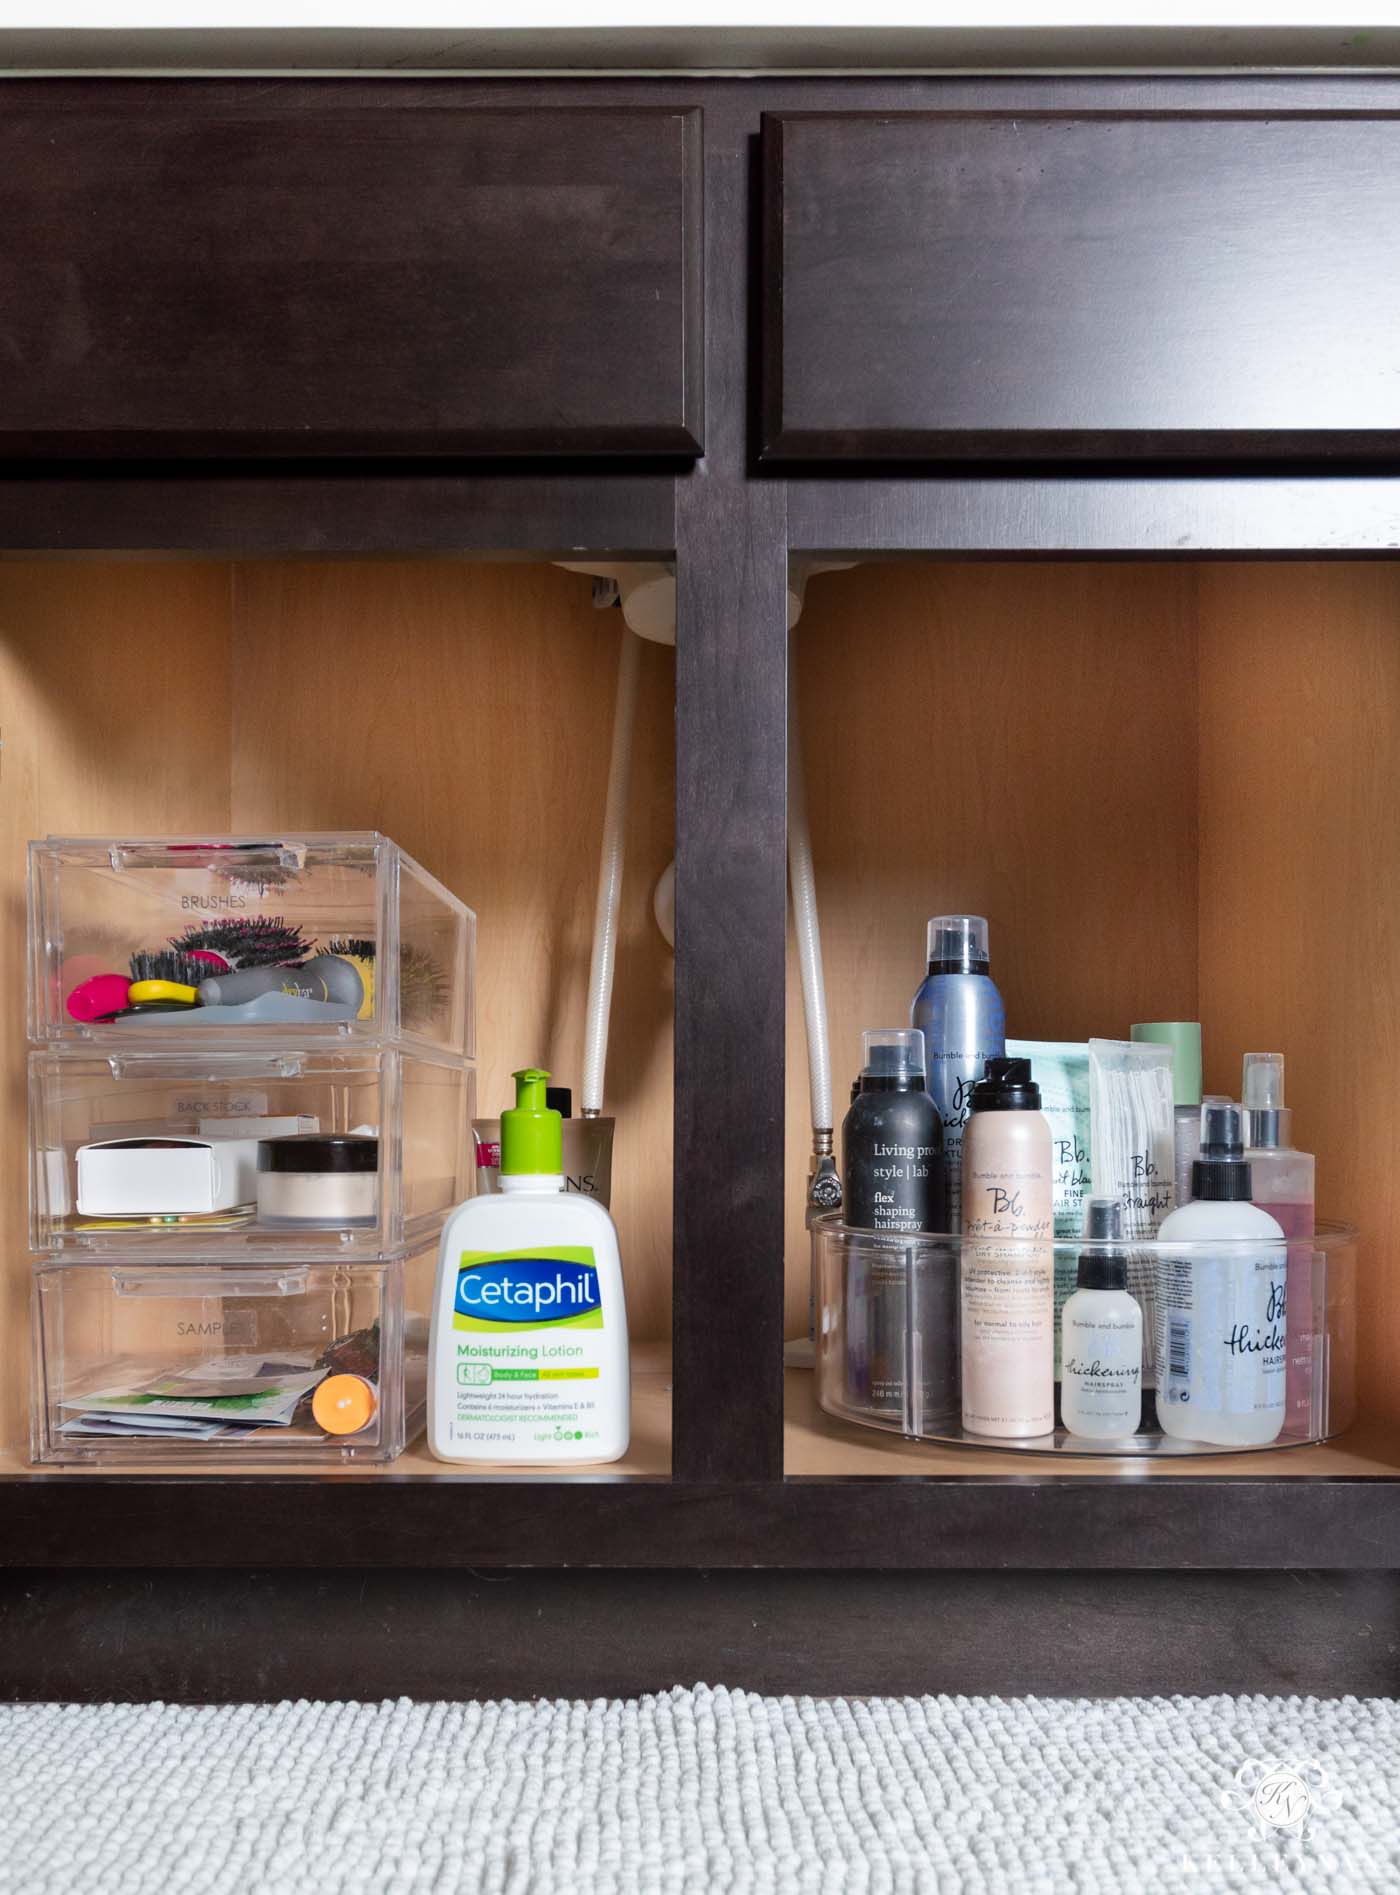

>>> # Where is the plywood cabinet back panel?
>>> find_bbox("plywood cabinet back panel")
[1199,564,1400,1427]
[230,562,676,1343]
[0,558,675,1468]
[0,563,233,1453]
[784,563,1199,1332]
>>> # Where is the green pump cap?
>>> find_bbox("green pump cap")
[500,1068,564,1176]
[1131,1022,1203,1107]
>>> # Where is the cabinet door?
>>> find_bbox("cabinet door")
[0,95,702,458]
[763,111,1400,462]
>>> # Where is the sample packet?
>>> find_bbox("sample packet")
[62,1355,325,1429]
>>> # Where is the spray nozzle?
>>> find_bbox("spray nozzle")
[1241,1052,1293,1150]
[1199,1099,1245,1160]
[969,1056,1041,1112]
[925,914,990,974]
[1242,1052,1285,1111]
[1076,1196,1128,1290]
[1191,1099,1255,1202]
[1081,1197,1125,1244]
[861,1029,926,1082]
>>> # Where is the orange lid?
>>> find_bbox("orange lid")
[313,1373,378,1436]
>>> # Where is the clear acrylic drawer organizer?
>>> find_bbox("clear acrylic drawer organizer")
[811,1215,1358,1456]
[28,833,475,1059]
[32,1250,432,1465]
[30,1046,471,1259]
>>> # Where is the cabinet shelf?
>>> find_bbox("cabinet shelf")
[3,1349,1400,1573]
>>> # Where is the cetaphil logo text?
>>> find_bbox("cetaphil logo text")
[454,1249,603,1330]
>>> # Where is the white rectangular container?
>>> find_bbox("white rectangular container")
[77,1135,263,1216]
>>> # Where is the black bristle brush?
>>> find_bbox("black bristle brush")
[129,950,218,987]
[327,938,448,1028]
[167,916,316,972]
[117,948,219,1014]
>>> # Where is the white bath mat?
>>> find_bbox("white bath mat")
[1,1687,1395,1892]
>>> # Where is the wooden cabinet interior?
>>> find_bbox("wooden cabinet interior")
[785,559,1400,1437]
[5,557,1398,1465]
[0,560,676,1458]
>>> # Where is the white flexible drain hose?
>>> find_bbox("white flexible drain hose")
[581,625,642,1117]
[788,643,833,1140]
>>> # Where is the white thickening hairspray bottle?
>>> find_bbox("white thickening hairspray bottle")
[1155,1100,1286,1449]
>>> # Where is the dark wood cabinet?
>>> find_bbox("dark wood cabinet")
[8,72,1400,1702]
[0,93,703,458]
[762,109,1400,462]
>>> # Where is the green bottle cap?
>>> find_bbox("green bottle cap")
[500,1067,564,1176]
[1130,1022,1203,1107]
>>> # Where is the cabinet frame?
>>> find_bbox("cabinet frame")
[6,73,1400,1615]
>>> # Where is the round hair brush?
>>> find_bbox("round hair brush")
[166,916,316,973]
[327,938,448,1028]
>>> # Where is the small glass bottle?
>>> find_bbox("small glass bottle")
[1242,1052,1317,1437]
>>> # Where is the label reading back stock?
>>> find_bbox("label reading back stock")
[450,1247,605,1450]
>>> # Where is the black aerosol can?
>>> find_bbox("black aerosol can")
[841,1030,951,1427]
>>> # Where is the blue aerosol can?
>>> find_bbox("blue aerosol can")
[910,915,1006,1233]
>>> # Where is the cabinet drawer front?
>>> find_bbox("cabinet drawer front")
[763,111,1400,462]
[0,100,701,458]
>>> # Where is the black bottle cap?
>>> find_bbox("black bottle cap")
[1076,1197,1127,1290]
[856,1029,928,1094]
[546,1087,572,1119]
[926,914,991,976]
[969,1056,1041,1113]
[258,1133,379,1174]
[1190,1099,1253,1203]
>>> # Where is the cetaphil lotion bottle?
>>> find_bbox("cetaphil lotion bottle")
[429,1068,630,1465]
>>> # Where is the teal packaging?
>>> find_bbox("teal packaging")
[1007,1038,1090,1375]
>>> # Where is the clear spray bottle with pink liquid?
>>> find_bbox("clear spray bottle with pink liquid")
[1241,1053,1317,1435]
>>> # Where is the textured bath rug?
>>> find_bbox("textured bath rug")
[1,1687,1396,1893]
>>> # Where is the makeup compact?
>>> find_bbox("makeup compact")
[256,1132,379,1229]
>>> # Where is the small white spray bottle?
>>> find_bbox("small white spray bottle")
[429,1067,630,1465]
[1060,1197,1142,1442]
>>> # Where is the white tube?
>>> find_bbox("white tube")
[788,643,833,1136]
[582,626,642,1117]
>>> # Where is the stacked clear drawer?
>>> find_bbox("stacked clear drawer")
[27,834,475,1464]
